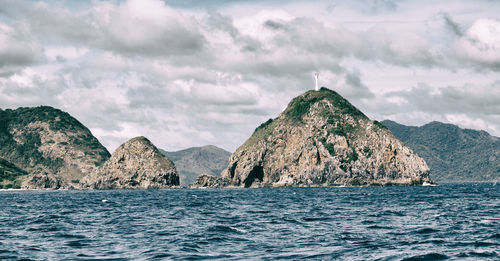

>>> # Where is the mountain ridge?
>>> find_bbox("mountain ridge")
[382,120,500,182]
[160,145,231,186]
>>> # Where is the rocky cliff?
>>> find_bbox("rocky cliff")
[82,136,179,189]
[161,145,231,186]
[0,106,111,189]
[196,88,431,188]
[382,120,500,182]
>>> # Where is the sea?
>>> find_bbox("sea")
[0,183,499,260]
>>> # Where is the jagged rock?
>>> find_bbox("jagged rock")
[189,174,225,188]
[82,136,179,189]
[218,87,432,188]
[0,106,110,189]
[21,173,65,190]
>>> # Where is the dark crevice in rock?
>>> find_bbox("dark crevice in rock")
[228,161,238,179]
[316,146,321,165]
[244,166,264,188]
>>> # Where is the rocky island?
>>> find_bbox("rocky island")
[0,106,111,189]
[82,136,179,189]
[192,87,432,188]
[0,106,179,189]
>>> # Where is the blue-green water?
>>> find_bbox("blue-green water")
[1,183,499,260]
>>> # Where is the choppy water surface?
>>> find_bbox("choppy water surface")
[0,183,499,260]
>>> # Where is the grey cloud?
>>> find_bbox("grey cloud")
[263,20,284,30]
[441,13,463,37]
[0,0,207,58]
[0,23,44,76]
[263,17,444,69]
[383,81,500,117]
[343,70,375,99]
[0,76,64,107]
[1,0,499,151]
[204,11,263,53]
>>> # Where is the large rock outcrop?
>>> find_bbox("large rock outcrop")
[206,87,432,188]
[0,106,111,189]
[82,137,179,189]
[189,174,225,188]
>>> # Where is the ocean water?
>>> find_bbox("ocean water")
[0,183,499,260]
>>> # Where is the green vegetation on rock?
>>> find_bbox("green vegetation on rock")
[0,158,27,189]
[383,120,500,182]
[0,106,111,189]
[285,87,366,123]
[254,119,274,134]
[217,87,431,188]
[324,143,335,156]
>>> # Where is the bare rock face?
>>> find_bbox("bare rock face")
[82,136,179,189]
[189,174,225,188]
[21,174,64,190]
[219,87,432,188]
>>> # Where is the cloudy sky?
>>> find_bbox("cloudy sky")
[1,0,499,152]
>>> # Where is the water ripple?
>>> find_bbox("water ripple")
[0,183,498,260]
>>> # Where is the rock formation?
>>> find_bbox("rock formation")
[0,106,111,189]
[189,174,225,188]
[82,136,179,189]
[161,145,231,186]
[196,87,432,188]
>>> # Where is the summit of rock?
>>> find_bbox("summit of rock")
[82,136,179,189]
[198,87,432,188]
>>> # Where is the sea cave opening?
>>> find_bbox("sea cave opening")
[244,166,264,188]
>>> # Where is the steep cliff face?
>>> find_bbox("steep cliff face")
[0,106,111,189]
[217,88,431,188]
[83,137,179,189]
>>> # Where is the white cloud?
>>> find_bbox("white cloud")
[0,22,43,76]
[456,18,500,69]
[1,0,500,152]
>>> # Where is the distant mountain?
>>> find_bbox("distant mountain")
[192,87,432,188]
[382,120,500,182]
[0,106,110,189]
[160,145,231,186]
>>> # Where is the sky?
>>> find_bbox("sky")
[0,0,499,152]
